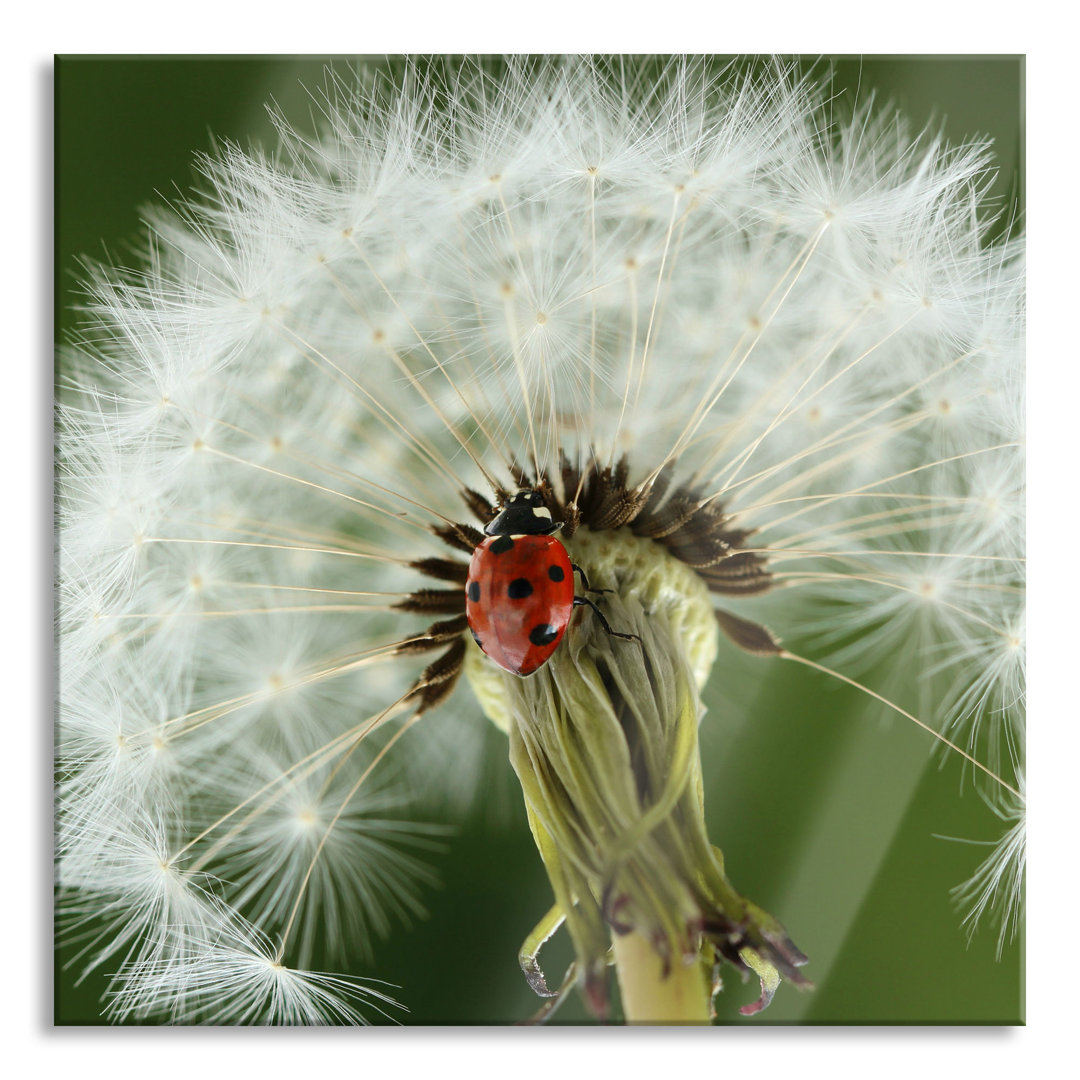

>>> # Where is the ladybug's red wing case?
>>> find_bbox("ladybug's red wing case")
[465,534,575,676]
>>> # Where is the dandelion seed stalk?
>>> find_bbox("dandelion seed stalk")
[612,932,711,1023]
[465,525,808,1019]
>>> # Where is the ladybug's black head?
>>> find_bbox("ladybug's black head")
[484,489,561,536]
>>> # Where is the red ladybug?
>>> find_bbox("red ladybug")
[465,489,639,676]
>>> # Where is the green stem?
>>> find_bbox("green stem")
[612,932,711,1024]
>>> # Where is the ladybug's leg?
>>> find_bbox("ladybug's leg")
[572,596,642,643]
[570,563,611,595]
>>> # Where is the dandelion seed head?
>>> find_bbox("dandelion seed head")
[58,56,1023,1023]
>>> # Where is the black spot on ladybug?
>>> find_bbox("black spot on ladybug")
[467,581,481,602]
[529,623,558,646]
[489,535,515,555]
[507,578,533,599]
[547,564,565,583]
[470,627,483,647]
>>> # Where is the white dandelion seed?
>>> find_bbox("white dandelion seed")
[951,775,1026,960]
[105,907,404,1025]
[57,56,1024,1024]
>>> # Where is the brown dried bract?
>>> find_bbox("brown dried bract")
[397,453,775,712]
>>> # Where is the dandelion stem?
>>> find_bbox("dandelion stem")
[612,932,710,1024]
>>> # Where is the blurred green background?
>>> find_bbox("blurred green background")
[55,55,1023,1025]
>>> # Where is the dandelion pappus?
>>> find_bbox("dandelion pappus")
[464,489,640,676]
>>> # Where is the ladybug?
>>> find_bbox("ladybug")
[465,488,639,676]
